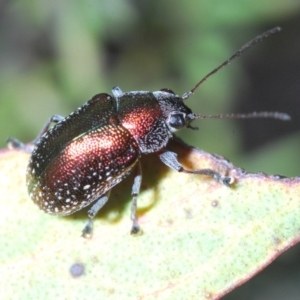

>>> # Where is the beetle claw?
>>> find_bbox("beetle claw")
[220,176,234,187]
[130,224,142,235]
[213,172,234,187]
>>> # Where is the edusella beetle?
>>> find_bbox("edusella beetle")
[7,27,290,238]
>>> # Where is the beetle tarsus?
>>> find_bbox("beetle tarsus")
[82,218,93,239]
[7,137,25,149]
[6,137,33,153]
[130,206,142,235]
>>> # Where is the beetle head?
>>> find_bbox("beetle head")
[153,89,197,133]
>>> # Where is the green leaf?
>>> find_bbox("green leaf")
[1,139,300,300]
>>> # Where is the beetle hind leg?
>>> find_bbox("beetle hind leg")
[82,190,111,238]
[32,114,64,144]
[7,114,64,153]
[7,137,32,153]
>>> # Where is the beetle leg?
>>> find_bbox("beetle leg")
[82,190,111,238]
[130,160,143,235]
[159,150,233,187]
[32,114,64,144]
[6,137,33,153]
[6,115,64,153]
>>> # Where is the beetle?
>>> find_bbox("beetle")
[7,27,290,238]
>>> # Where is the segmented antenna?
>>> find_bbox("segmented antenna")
[193,111,291,121]
[182,27,281,100]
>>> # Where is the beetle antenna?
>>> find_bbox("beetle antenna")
[182,27,281,100]
[193,111,291,121]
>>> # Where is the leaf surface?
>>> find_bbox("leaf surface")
[1,139,300,300]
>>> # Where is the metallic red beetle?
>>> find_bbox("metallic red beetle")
[8,27,289,237]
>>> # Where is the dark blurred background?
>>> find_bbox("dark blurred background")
[1,0,300,299]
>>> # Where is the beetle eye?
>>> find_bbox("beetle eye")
[168,113,186,130]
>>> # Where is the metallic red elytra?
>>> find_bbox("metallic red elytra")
[7,27,290,238]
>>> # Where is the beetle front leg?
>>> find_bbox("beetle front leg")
[159,150,234,187]
[82,190,111,238]
[130,160,142,235]
[7,114,64,153]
